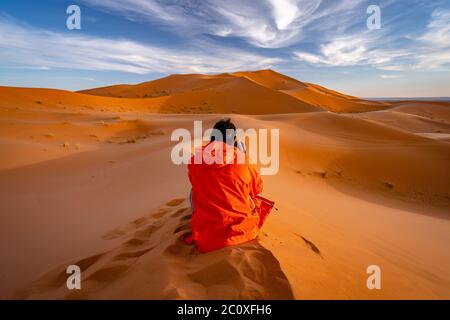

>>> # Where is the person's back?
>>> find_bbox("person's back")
[187,119,263,252]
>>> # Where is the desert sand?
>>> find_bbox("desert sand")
[0,70,449,299]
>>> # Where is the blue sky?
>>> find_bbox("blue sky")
[0,0,449,97]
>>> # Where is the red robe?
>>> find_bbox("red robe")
[187,141,267,253]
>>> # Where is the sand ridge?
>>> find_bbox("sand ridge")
[79,69,391,113]
[0,70,449,299]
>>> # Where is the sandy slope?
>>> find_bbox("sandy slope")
[79,69,390,113]
[234,70,391,113]
[0,70,449,299]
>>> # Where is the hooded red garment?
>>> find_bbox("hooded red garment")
[187,140,267,253]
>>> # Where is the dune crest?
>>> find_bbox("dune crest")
[78,69,391,113]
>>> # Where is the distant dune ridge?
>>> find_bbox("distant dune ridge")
[0,70,449,299]
[78,69,391,113]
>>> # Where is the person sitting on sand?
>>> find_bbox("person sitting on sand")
[183,118,273,253]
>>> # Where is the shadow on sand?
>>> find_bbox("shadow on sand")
[14,198,294,300]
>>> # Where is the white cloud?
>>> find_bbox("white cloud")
[377,65,406,71]
[294,8,450,71]
[380,74,402,79]
[418,9,450,45]
[294,33,409,67]
[0,19,280,74]
[414,9,450,69]
[267,0,300,30]
[80,0,360,48]
[293,52,323,64]
[320,37,368,66]
[2,1,448,80]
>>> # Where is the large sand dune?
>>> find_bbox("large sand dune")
[79,69,389,113]
[0,70,449,299]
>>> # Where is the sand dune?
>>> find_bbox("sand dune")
[79,69,390,113]
[79,73,237,98]
[79,71,320,114]
[233,70,390,113]
[0,70,449,299]
[1,76,318,115]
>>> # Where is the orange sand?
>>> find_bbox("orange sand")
[0,70,449,299]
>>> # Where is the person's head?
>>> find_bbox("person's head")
[210,118,236,145]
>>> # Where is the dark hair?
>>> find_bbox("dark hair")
[210,118,236,145]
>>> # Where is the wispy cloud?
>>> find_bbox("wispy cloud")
[294,32,409,67]
[418,9,450,45]
[80,0,362,48]
[380,74,402,79]
[0,18,279,74]
[377,65,407,71]
[413,9,450,69]
[293,7,450,71]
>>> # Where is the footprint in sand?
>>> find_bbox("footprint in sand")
[150,208,172,219]
[124,237,149,247]
[133,224,163,239]
[86,264,130,282]
[17,197,293,300]
[165,198,185,207]
[102,216,151,240]
[150,199,187,219]
[113,248,154,261]
[132,217,148,227]
[179,211,192,223]
[295,233,322,257]
[174,224,191,234]
[171,207,190,218]
[74,252,106,272]
[164,238,196,257]
[102,229,127,240]
[102,199,187,240]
